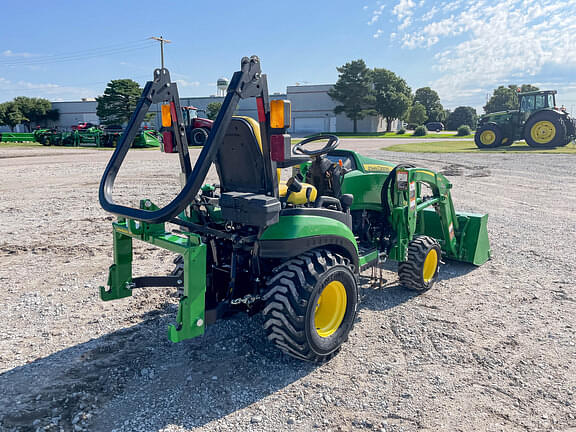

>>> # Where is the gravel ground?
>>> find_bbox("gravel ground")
[0,141,575,432]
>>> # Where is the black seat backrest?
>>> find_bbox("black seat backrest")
[215,117,267,194]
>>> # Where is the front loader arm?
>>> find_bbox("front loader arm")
[387,167,459,261]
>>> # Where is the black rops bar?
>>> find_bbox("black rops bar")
[99,56,267,224]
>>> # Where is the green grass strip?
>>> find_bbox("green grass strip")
[383,140,576,154]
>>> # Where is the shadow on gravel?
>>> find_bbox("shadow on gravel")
[0,303,318,432]
[358,260,478,312]
[0,262,478,431]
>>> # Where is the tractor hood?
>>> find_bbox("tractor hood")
[478,110,517,126]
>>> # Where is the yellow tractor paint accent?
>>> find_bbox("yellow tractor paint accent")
[531,120,556,144]
[278,182,318,205]
[422,249,438,282]
[314,280,347,337]
[364,164,392,172]
[413,170,436,177]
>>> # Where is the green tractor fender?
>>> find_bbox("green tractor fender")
[258,214,359,270]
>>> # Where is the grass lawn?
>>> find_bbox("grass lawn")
[0,142,163,150]
[383,140,576,154]
[0,141,43,148]
[307,132,473,139]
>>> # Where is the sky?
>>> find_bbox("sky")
[1,0,576,113]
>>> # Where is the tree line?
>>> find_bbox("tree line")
[328,59,539,132]
[1,67,540,133]
[0,97,59,131]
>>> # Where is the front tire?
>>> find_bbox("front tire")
[191,128,209,146]
[398,236,441,292]
[474,124,503,148]
[263,250,358,362]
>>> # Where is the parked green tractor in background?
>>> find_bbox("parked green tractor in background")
[98,56,491,363]
[475,90,576,148]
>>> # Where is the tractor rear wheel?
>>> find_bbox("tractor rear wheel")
[191,128,209,146]
[398,236,441,292]
[474,124,503,148]
[524,111,567,147]
[263,250,358,362]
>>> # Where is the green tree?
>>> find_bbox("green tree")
[407,102,427,126]
[0,102,24,131]
[429,108,446,123]
[414,87,443,120]
[372,68,412,132]
[13,97,52,131]
[446,106,477,130]
[483,84,540,113]
[206,102,222,120]
[328,60,374,133]
[96,79,142,125]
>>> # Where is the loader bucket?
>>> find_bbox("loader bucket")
[419,208,491,266]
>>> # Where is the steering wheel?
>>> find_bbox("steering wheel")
[293,134,339,156]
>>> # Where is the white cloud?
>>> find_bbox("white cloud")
[370,0,576,106]
[0,77,96,102]
[368,4,385,25]
[373,29,384,38]
[175,79,200,87]
[2,50,35,58]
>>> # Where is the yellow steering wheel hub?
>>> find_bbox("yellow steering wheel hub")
[315,281,347,337]
[531,120,556,144]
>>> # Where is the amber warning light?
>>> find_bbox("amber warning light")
[270,100,291,129]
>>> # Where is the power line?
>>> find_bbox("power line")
[0,40,155,66]
[0,74,152,94]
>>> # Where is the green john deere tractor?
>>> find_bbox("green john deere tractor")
[99,56,491,362]
[475,90,576,148]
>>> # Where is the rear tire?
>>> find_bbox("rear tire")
[474,124,503,148]
[524,111,567,147]
[263,250,358,362]
[191,128,209,146]
[398,236,441,292]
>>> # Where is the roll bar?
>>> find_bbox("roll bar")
[99,56,275,223]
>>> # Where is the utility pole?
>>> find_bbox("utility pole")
[149,36,171,69]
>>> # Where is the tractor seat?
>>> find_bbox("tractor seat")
[222,116,318,205]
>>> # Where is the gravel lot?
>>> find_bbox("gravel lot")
[0,141,575,432]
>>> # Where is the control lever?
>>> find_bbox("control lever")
[282,177,303,206]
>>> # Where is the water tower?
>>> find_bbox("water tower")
[217,77,229,97]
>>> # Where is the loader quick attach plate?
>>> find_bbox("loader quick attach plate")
[99,215,207,343]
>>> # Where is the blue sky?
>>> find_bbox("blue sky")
[1,0,576,112]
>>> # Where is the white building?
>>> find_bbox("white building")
[48,85,394,134]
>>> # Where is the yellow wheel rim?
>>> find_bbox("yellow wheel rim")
[422,249,438,283]
[480,130,496,145]
[531,121,556,144]
[314,281,347,338]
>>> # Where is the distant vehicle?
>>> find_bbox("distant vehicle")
[181,106,213,146]
[425,122,444,132]
[103,124,124,133]
[72,122,96,131]
[475,90,576,148]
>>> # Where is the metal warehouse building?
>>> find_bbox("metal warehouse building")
[49,84,393,134]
